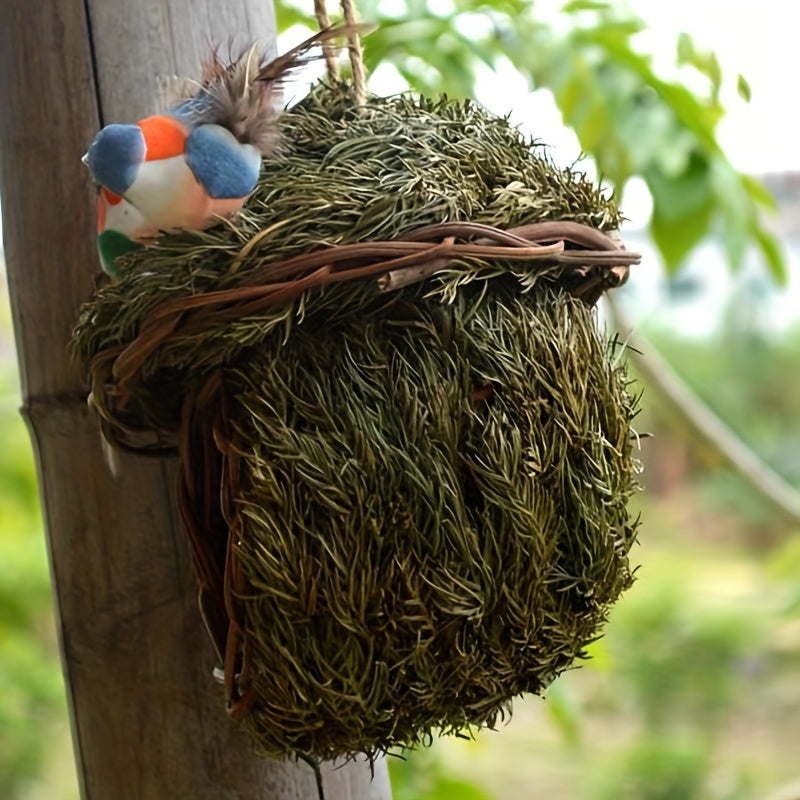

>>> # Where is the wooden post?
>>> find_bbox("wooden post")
[0,1,392,798]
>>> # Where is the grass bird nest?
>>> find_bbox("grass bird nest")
[73,83,641,763]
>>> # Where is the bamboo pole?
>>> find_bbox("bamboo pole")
[0,1,391,797]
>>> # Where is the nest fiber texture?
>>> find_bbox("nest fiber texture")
[73,84,639,762]
[229,284,638,760]
[73,84,622,414]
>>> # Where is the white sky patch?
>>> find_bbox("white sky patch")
[631,0,799,174]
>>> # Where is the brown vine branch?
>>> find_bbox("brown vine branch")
[105,222,638,393]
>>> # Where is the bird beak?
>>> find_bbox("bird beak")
[81,153,89,167]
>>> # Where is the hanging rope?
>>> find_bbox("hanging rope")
[341,0,366,106]
[313,0,341,80]
[314,0,367,106]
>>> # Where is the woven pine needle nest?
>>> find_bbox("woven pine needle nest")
[73,83,641,762]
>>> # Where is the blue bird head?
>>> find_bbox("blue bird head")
[84,123,146,196]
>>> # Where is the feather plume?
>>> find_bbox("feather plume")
[168,25,368,156]
[254,24,371,82]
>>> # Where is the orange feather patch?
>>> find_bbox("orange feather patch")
[102,187,123,205]
[137,115,187,160]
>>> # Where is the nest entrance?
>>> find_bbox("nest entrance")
[74,83,641,762]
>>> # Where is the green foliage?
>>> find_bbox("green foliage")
[646,322,800,490]
[385,548,779,800]
[276,0,784,280]
[606,572,764,731]
[0,371,72,799]
[767,536,800,614]
[389,749,495,800]
[553,563,773,800]
[593,735,712,800]
[544,679,582,748]
[266,4,798,795]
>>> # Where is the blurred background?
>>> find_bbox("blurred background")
[2,1,799,798]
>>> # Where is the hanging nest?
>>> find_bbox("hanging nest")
[73,83,641,763]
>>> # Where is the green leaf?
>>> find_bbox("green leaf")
[650,194,715,271]
[676,32,695,65]
[573,17,646,42]
[646,152,713,222]
[742,174,778,211]
[451,30,499,69]
[562,0,612,12]
[737,73,752,102]
[707,51,722,94]
[711,160,756,268]
[648,156,715,269]
[676,32,721,95]
[429,777,495,800]
[572,27,722,151]
[545,681,583,746]
[420,46,476,97]
[754,226,787,283]
[274,3,316,32]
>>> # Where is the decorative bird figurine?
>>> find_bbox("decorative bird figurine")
[84,26,361,276]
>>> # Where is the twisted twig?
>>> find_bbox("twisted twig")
[313,0,341,80]
[106,222,636,390]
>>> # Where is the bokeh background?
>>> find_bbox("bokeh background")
[2,1,799,798]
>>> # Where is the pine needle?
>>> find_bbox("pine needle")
[72,83,639,762]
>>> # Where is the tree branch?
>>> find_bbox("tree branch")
[607,297,800,526]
